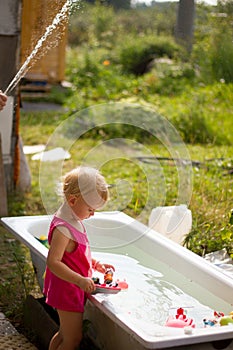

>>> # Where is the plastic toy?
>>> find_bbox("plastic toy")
[36,235,49,248]
[176,308,187,320]
[104,268,114,284]
[203,310,225,327]
[214,311,224,318]
[92,277,100,284]
[220,313,233,326]
[92,266,128,294]
[165,308,195,328]
[92,268,128,294]
[203,319,218,327]
[92,276,121,294]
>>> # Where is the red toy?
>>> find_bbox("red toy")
[214,311,224,318]
[165,308,195,328]
[92,273,128,294]
[203,310,225,327]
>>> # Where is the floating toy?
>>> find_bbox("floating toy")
[214,311,224,318]
[203,318,218,327]
[36,235,49,248]
[165,308,195,328]
[203,310,225,327]
[220,313,233,326]
[165,316,195,328]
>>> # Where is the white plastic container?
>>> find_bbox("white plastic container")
[148,204,192,244]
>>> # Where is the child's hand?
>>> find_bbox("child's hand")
[79,276,96,293]
[95,262,115,274]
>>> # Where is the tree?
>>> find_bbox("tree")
[175,0,195,53]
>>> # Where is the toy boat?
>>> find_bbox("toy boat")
[92,283,121,294]
[165,315,195,328]
[165,308,195,328]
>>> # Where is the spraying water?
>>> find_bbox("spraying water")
[4,0,75,95]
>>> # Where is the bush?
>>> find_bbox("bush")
[118,35,181,75]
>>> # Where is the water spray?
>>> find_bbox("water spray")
[4,0,74,95]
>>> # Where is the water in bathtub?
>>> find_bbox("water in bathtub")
[91,251,222,338]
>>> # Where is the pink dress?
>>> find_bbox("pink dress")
[43,216,92,312]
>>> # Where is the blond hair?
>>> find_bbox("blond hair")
[63,166,108,209]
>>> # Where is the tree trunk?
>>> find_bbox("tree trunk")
[175,0,195,53]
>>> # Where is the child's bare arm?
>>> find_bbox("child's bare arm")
[47,228,95,293]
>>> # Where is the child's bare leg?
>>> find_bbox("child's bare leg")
[56,309,83,350]
[48,331,62,350]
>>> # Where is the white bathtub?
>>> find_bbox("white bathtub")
[1,211,233,350]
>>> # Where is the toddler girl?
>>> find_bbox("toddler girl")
[43,166,114,350]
